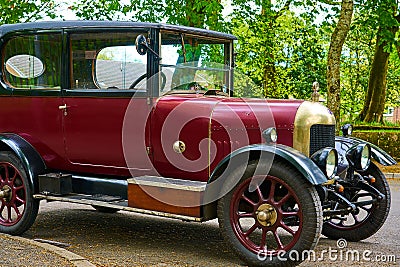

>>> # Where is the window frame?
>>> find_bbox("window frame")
[0,30,63,96]
[158,30,234,96]
[63,28,153,98]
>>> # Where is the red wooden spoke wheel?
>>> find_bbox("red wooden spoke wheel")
[218,160,322,267]
[230,175,303,255]
[0,162,27,226]
[0,152,39,235]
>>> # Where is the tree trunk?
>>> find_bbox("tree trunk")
[359,27,395,123]
[263,61,277,98]
[326,0,353,131]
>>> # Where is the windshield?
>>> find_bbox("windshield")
[160,32,232,95]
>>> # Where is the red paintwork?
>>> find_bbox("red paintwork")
[151,95,303,181]
[62,96,150,176]
[0,94,303,181]
[0,96,66,168]
[151,95,219,180]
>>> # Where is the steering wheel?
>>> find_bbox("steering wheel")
[129,72,166,90]
[171,81,207,91]
[187,81,206,91]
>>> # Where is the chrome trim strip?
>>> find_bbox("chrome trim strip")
[127,176,206,192]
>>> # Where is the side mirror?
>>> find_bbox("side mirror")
[135,35,148,55]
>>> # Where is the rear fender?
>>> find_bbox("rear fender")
[0,134,46,193]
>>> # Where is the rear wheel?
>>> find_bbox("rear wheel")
[322,163,390,241]
[217,160,322,267]
[0,152,39,235]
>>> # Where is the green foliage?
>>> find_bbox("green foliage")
[71,0,225,30]
[0,0,57,24]
[71,0,122,20]
[231,1,328,99]
[387,51,400,106]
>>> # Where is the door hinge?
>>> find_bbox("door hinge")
[146,146,152,155]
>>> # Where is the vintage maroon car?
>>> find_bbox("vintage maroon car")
[0,21,396,266]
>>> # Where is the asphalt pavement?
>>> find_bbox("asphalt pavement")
[0,177,399,267]
[0,233,95,267]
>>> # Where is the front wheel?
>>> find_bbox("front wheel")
[322,163,390,241]
[217,160,322,267]
[0,152,39,235]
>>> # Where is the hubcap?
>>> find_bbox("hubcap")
[256,203,277,226]
[0,185,12,202]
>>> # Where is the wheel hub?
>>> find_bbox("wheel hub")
[0,185,12,202]
[256,203,277,227]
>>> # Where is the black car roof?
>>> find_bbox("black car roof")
[0,20,237,40]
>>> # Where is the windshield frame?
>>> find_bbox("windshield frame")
[157,30,234,97]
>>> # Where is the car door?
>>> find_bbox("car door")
[62,30,153,176]
[0,31,66,169]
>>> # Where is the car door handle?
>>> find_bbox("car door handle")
[58,104,67,110]
[58,104,68,116]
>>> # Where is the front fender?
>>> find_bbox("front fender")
[209,143,328,185]
[0,134,46,193]
[335,136,397,168]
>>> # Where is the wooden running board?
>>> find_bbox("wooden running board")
[127,176,207,217]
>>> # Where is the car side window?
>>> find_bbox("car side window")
[70,32,147,91]
[3,33,62,90]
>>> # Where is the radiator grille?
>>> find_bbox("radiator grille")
[309,124,335,156]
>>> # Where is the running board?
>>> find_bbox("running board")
[33,193,202,222]
[127,176,206,218]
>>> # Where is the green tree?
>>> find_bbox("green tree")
[358,0,400,123]
[130,0,224,30]
[231,0,329,99]
[0,0,57,24]
[71,0,125,20]
[340,16,375,122]
[326,0,354,130]
[230,0,293,98]
[71,0,225,31]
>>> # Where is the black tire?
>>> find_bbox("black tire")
[217,160,322,267]
[92,205,119,213]
[0,151,39,235]
[322,163,390,241]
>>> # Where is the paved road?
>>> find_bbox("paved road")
[22,181,400,266]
